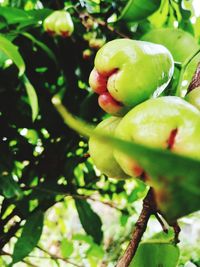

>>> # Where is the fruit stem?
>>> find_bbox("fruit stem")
[116,188,157,267]
[154,213,169,233]
[188,62,200,92]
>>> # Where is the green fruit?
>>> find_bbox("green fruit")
[114,96,200,177]
[141,28,199,63]
[82,49,93,60]
[89,38,106,50]
[43,11,74,37]
[55,11,74,37]
[43,11,60,36]
[89,39,174,116]
[185,86,200,110]
[89,117,130,179]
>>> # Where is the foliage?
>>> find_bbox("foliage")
[0,0,200,266]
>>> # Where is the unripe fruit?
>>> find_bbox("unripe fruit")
[89,38,106,50]
[43,11,59,36]
[89,39,174,116]
[43,11,74,37]
[185,86,200,110]
[141,28,199,63]
[89,117,130,179]
[114,96,200,177]
[82,49,92,60]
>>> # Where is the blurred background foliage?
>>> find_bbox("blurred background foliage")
[0,0,199,266]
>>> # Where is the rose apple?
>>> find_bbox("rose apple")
[43,11,59,36]
[185,87,200,110]
[114,96,200,177]
[89,39,174,116]
[141,28,199,63]
[54,11,74,37]
[43,11,74,37]
[89,116,130,179]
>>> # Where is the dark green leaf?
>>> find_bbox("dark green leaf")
[0,174,23,199]
[0,7,31,24]
[75,199,103,244]
[12,210,44,263]
[119,0,161,22]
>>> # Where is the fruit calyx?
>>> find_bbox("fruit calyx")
[167,128,178,150]
[89,67,124,115]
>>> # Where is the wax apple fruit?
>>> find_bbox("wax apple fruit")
[43,11,74,37]
[114,96,200,177]
[89,39,174,116]
[185,87,200,110]
[89,117,130,179]
[141,28,199,63]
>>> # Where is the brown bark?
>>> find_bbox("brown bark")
[116,188,157,267]
[188,62,200,92]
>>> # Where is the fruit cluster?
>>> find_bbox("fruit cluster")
[88,38,200,221]
[43,10,74,37]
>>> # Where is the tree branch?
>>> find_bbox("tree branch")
[1,250,38,267]
[37,246,83,267]
[116,188,157,267]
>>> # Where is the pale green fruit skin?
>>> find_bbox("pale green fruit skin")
[89,117,130,179]
[141,28,199,63]
[94,39,174,107]
[43,11,61,34]
[43,11,74,37]
[54,11,74,36]
[114,96,200,177]
[185,87,200,110]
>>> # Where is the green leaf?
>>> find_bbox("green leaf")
[0,35,25,76]
[75,199,103,244]
[0,174,23,199]
[61,238,74,258]
[22,75,39,121]
[0,7,51,28]
[53,100,200,223]
[0,7,31,24]
[12,210,44,263]
[119,0,161,21]
[21,32,57,64]
[130,242,180,267]
[0,50,8,67]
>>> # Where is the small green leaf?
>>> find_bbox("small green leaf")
[0,174,23,199]
[119,0,161,21]
[0,35,25,76]
[75,199,103,244]
[130,242,180,267]
[22,75,39,121]
[61,238,74,258]
[12,210,44,263]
